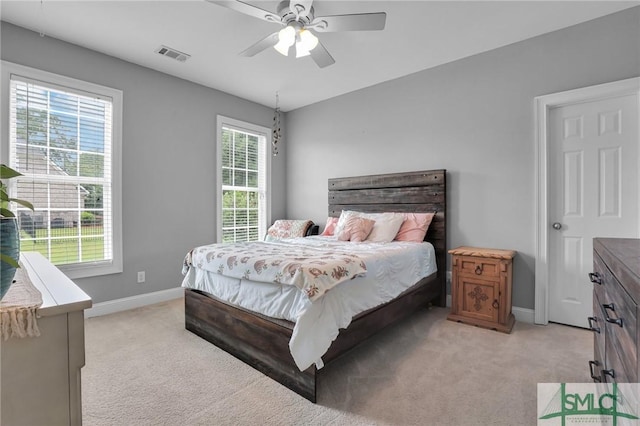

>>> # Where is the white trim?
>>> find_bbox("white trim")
[215,115,272,243]
[534,77,640,325]
[1,60,123,279]
[512,306,535,324]
[85,287,183,318]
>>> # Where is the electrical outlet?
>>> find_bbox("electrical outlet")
[137,271,145,283]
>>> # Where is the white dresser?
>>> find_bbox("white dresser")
[1,252,92,426]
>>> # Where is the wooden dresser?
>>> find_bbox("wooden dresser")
[589,238,640,383]
[1,252,92,426]
[447,246,516,333]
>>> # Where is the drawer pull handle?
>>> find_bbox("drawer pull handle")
[589,272,602,285]
[475,265,482,275]
[492,299,499,309]
[603,368,615,380]
[587,316,600,333]
[589,360,601,382]
[602,303,623,327]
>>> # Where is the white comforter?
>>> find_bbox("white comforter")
[181,236,437,371]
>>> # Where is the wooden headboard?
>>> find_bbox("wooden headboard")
[327,169,447,306]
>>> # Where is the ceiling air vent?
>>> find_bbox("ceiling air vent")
[155,45,190,63]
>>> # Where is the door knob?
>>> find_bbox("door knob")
[552,222,562,230]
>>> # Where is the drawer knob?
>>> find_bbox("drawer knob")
[588,360,602,382]
[492,299,499,309]
[587,316,600,334]
[475,265,482,275]
[602,303,623,327]
[588,272,602,285]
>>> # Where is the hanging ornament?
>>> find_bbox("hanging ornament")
[272,93,281,156]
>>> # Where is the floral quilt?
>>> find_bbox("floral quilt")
[183,239,367,301]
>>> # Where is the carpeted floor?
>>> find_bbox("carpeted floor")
[82,297,591,425]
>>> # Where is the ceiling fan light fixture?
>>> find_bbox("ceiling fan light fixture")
[295,44,310,58]
[296,30,318,52]
[274,25,296,56]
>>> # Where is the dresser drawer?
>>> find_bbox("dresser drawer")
[600,287,638,382]
[591,293,605,364]
[604,330,637,383]
[592,251,609,304]
[590,342,604,382]
[591,239,640,389]
[457,256,501,278]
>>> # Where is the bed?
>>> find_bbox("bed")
[183,169,447,402]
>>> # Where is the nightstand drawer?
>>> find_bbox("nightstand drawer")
[458,276,499,323]
[458,256,501,278]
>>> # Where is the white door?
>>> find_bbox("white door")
[548,93,639,328]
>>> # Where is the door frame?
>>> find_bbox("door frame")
[534,77,640,325]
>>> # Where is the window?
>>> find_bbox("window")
[217,116,270,243]
[2,62,122,278]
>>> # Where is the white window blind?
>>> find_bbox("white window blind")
[5,63,122,278]
[217,116,270,243]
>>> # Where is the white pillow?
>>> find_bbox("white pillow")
[364,212,404,242]
[334,210,358,237]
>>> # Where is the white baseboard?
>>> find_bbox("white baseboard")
[85,287,184,318]
[512,306,535,324]
[444,294,534,324]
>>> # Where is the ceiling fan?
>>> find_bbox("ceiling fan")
[207,0,386,68]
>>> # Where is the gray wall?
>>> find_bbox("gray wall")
[0,22,287,303]
[284,7,640,309]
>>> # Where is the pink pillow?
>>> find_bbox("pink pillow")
[394,213,435,243]
[321,217,339,236]
[337,216,376,242]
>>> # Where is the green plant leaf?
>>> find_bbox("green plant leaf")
[0,164,22,179]
[0,208,15,218]
[9,198,34,211]
[0,253,20,269]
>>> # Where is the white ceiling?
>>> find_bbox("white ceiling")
[1,1,638,111]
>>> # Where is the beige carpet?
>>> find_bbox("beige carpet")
[83,298,591,425]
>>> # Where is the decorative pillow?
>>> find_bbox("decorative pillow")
[394,213,435,243]
[320,217,339,236]
[335,211,404,243]
[265,219,313,241]
[333,210,358,237]
[365,213,404,242]
[337,216,376,242]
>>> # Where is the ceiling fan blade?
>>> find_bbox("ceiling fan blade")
[207,0,281,24]
[289,0,314,16]
[239,31,280,57]
[311,12,386,32]
[309,41,335,68]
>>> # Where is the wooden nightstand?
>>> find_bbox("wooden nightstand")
[447,246,516,333]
